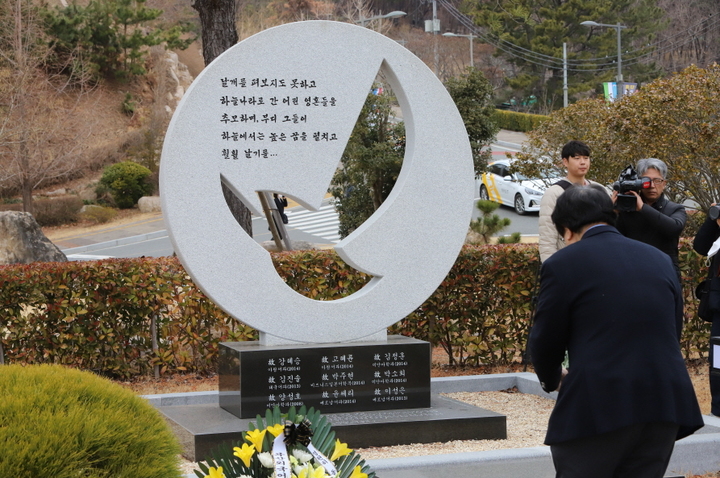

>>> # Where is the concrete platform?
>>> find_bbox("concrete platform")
[144,373,720,477]
[157,393,505,462]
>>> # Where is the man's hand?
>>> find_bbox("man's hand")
[555,367,569,391]
[611,190,643,212]
[627,190,644,211]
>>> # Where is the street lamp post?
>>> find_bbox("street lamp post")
[356,10,406,28]
[442,32,475,68]
[581,20,627,99]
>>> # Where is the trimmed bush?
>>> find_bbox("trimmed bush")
[0,258,256,377]
[80,204,118,224]
[98,161,154,209]
[0,243,712,377]
[0,364,182,478]
[33,196,84,226]
[493,109,548,132]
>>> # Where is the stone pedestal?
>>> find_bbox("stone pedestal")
[158,336,507,461]
[219,335,430,419]
[159,394,506,462]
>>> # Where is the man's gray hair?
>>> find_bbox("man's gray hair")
[636,158,668,179]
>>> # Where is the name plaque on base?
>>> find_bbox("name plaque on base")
[219,335,430,419]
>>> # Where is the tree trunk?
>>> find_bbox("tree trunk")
[192,0,252,236]
[192,0,239,65]
[21,181,33,216]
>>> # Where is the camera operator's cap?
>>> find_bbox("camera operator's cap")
[712,337,720,376]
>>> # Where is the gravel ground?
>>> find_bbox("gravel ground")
[170,362,708,475]
[179,389,555,474]
[356,390,554,459]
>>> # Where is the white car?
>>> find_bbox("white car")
[478,159,551,214]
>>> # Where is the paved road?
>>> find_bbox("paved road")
[59,131,538,259]
[61,205,340,261]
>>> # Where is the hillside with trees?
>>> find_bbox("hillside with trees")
[1,0,717,219]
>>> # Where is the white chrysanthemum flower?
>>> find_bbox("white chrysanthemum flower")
[292,449,313,464]
[293,462,310,476]
[258,452,275,468]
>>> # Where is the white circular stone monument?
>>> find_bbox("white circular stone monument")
[160,21,474,345]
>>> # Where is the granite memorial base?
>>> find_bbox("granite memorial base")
[159,393,506,462]
[159,336,506,461]
[219,336,432,418]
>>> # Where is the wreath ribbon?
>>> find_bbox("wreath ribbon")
[273,420,337,478]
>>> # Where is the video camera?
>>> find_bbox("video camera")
[613,165,652,212]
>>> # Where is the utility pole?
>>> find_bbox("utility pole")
[563,43,568,107]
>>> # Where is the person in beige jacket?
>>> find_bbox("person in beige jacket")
[538,141,605,262]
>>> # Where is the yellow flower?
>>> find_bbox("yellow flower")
[207,466,225,478]
[296,464,329,478]
[349,465,368,478]
[266,423,285,437]
[233,443,255,467]
[246,428,268,453]
[330,439,352,461]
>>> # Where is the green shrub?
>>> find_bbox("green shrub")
[0,257,256,377]
[0,364,182,478]
[33,196,84,226]
[493,110,548,132]
[0,244,711,378]
[80,204,119,224]
[122,92,137,116]
[98,161,154,209]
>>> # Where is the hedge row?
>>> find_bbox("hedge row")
[394,240,710,366]
[0,242,711,377]
[0,258,255,378]
[493,109,549,132]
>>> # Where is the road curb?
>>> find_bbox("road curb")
[495,140,523,150]
[61,230,168,254]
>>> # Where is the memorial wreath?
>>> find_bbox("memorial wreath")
[195,406,376,478]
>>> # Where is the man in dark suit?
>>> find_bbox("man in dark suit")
[529,185,703,478]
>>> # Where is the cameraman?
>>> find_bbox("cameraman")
[693,205,720,417]
[614,158,686,277]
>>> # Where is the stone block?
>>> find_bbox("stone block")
[0,211,66,264]
[219,336,430,419]
[138,196,162,213]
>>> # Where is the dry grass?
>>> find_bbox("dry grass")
[42,208,161,242]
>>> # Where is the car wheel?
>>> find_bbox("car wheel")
[514,194,526,215]
[479,185,489,201]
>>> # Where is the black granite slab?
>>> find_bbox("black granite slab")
[219,336,431,418]
[159,394,507,462]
